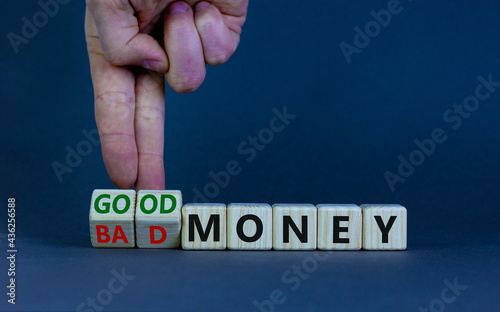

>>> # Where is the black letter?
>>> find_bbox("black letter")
[283,216,308,243]
[189,214,220,242]
[236,214,263,242]
[374,215,397,243]
[333,216,349,243]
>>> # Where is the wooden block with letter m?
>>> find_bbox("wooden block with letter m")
[181,203,226,250]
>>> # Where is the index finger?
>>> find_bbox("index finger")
[86,8,138,188]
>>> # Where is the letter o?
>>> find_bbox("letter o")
[237,214,263,242]
[463,95,479,112]
[96,289,113,305]
[302,256,318,273]
[365,21,381,37]
[77,140,93,157]
[258,128,274,144]
[33,11,49,27]
[204,182,219,199]
[429,299,445,312]
[140,194,157,214]
[112,195,130,214]
[409,150,425,166]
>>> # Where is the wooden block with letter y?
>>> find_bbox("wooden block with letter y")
[181,203,226,250]
[227,203,273,250]
[89,189,136,248]
[361,204,407,250]
[135,190,182,248]
[272,204,317,250]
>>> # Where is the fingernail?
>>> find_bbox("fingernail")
[142,60,165,73]
[195,2,210,12]
[168,2,189,14]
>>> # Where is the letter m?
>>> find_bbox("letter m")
[188,214,220,242]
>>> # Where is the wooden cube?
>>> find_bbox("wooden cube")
[227,203,272,250]
[361,204,407,250]
[181,203,226,250]
[135,190,182,248]
[89,189,136,248]
[317,204,362,250]
[272,204,317,250]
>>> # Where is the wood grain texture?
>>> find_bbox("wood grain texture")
[361,204,407,250]
[317,204,362,250]
[89,189,136,248]
[272,204,317,250]
[181,203,226,250]
[135,190,182,248]
[227,203,272,250]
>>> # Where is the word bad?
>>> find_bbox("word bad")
[89,190,407,250]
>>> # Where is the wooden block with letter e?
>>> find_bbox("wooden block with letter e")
[181,203,226,250]
[227,203,273,250]
[361,204,407,250]
[135,190,182,248]
[89,189,136,248]
[272,204,317,250]
[317,204,362,250]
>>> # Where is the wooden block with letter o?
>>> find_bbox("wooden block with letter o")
[361,204,407,250]
[89,189,136,248]
[317,204,362,250]
[227,203,273,250]
[181,203,226,250]
[272,204,317,250]
[135,190,182,248]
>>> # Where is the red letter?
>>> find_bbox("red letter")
[150,226,167,244]
[96,225,110,243]
[112,225,129,244]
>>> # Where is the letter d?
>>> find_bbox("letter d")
[353,26,370,48]
[21,17,38,39]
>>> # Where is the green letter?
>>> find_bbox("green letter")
[140,194,158,214]
[94,194,110,214]
[112,194,130,214]
[160,194,176,214]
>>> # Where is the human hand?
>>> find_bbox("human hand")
[85,0,248,190]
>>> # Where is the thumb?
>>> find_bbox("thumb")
[86,0,168,73]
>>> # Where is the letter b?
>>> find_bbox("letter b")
[370,9,391,27]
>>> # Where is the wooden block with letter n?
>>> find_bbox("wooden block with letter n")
[89,189,136,248]
[181,203,226,250]
[227,203,273,250]
[135,190,182,248]
[317,204,362,250]
[272,204,317,250]
[361,204,407,250]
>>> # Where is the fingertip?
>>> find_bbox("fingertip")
[101,143,138,189]
[194,3,235,66]
[195,1,210,12]
[166,72,205,93]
